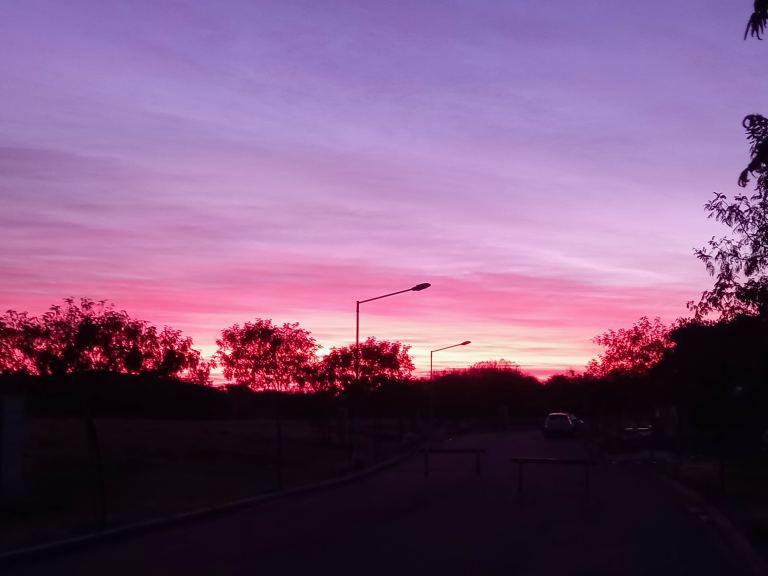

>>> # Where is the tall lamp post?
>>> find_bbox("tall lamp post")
[355,282,431,385]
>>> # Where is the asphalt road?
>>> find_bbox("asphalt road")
[3,430,754,576]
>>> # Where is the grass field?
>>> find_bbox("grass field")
[0,417,414,552]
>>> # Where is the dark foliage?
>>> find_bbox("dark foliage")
[429,361,544,423]
[216,319,319,392]
[745,0,768,40]
[653,315,768,452]
[319,337,414,395]
[0,372,227,419]
[587,316,676,377]
[697,6,768,317]
[693,115,768,319]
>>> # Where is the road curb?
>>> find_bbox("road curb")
[656,469,768,576]
[0,448,416,564]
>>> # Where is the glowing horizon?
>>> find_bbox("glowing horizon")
[1,1,764,381]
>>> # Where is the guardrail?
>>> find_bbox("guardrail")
[420,448,486,478]
[510,457,597,501]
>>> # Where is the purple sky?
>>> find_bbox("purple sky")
[1,1,765,378]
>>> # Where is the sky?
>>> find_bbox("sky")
[1,0,766,379]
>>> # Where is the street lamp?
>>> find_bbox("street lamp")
[425,340,471,465]
[430,340,471,380]
[355,283,431,385]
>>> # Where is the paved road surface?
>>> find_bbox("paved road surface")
[3,430,753,575]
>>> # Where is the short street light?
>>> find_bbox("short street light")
[425,339,471,460]
[430,340,471,380]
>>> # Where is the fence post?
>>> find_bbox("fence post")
[0,395,25,505]
[718,454,726,495]
[374,437,381,462]
[274,400,284,490]
[83,413,106,529]
[584,461,591,503]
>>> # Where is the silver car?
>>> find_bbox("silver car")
[542,412,576,437]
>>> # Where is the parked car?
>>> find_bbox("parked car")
[621,423,653,441]
[542,412,577,437]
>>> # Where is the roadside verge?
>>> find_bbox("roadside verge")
[658,472,768,576]
[611,453,768,576]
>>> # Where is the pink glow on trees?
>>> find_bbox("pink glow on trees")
[0,298,211,384]
[320,337,414,393]
[216,319,319,392]
[586,316,678,377]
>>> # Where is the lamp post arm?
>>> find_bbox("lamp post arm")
[356,283,430,389]
[432,342,468,353]
[357,288,413,304]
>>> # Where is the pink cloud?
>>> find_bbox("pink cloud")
[0,257,698,379]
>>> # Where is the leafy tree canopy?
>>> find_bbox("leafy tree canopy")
[587,316,678,378]
[467,359,521,373]
[216,319,319,392]
[692,7,768,318]
[745,0,768,40]
[693,115,768,319]
[0,298,210,384]
[319,337,414,394]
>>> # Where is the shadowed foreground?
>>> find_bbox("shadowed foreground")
[3,430,752,576]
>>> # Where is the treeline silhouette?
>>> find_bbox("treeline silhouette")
[3,297,768,458]
[0,299,540,426]
[0,299,416,393]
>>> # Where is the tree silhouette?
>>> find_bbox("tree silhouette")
[745,0,768,40]
[692,6,768,318]
[319,337,414,394]
[693,115,768,318]
[586,316,676,377]
[430,359,542,420]
[654,316,768,443]
[0,298,211,384]
[467,359,520,373]
[216,319,319,392]
[0,309,40,374]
